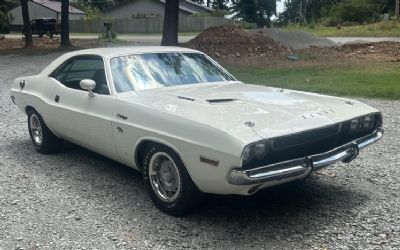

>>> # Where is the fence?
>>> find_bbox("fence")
[69,16,255,34]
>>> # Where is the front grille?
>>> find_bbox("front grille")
[242,113,381,170]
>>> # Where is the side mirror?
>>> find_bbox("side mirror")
[80,79,96,97]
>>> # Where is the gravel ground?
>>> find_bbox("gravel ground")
[0,52,399,250]
[248,28,336,49]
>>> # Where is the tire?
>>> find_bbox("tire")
[27,109,63,154]
[143,144,203,216]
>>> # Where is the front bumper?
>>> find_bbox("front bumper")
[227,128,383,186]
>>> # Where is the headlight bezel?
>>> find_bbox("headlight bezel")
[241,140,269,166]
[349,114,378,133]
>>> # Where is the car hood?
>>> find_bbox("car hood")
[123,82,378,143]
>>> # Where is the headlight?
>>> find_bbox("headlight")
[350,118,360,131]
[254,141,268,160]
[362,115,374,129]
[350,114,377,133]
[242,145,253,164]
[242,140,268,165]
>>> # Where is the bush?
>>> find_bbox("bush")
[322,0,381,26]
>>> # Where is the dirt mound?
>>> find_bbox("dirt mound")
[183,25,289,59]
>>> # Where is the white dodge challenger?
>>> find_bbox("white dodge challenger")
[10,47,383,215]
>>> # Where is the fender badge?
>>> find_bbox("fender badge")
[244,121,255,127]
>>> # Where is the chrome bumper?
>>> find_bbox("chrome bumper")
[227,128,383,186]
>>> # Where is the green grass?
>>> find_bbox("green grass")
[228,62,400,100]
[285,21,400,37]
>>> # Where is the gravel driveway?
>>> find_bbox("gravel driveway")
[0,52,399,250]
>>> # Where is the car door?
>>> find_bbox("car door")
[49,55,119,160]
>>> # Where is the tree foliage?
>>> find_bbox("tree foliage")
[0,0,18,34]
[278,0,398,25]
[71,0,110,11]
[191,0,229,9]
[231,0,277,27]
[324,0,382,25]
[232,0,277,27]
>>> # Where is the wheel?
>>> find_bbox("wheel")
[27,109,63,154]
[143,144,203,216]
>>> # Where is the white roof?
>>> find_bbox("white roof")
[65,46,201,58]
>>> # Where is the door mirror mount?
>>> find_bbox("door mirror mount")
[80,79,96,97]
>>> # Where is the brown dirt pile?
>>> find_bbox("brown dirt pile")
[183,25,289,59]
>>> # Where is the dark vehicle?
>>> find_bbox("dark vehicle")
[23,18,59,37]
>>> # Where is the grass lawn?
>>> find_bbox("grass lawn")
[228,62,400,100]
[285,21,400,37]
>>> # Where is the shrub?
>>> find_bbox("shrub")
[324,0,381,25]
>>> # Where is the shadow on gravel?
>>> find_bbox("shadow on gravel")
[9,138,370,238]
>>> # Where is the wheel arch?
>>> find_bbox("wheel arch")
[134,137,186,172]
[25,105,37,115]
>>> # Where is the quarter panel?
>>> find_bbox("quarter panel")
[10,75,59,133]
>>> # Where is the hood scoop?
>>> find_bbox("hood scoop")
[206,98,237,104]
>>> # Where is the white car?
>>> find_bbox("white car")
[10,47,383,215]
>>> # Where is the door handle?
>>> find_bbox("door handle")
[55,95,60,103]
[116,114,128,120]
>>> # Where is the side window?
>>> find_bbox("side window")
[51,55,110,95]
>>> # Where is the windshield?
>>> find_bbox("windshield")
[110,53,235,92]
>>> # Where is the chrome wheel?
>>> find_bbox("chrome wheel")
[29,114,43,145]
[149,152,181,202]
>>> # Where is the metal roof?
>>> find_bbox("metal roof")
[32,0,85,14]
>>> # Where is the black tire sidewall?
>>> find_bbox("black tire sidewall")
[143,144,202,216]
[28,110,43,151]
[27,109,61,154]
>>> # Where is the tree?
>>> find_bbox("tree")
[212,0,229,10]
[279,0,335,25]
[396,0,399,18]
[278,0,396,25]
[0,0,19,35]
[232,0,277,27]
[60,0,70,47]
[20,0,32,46]
[161,0,179,46]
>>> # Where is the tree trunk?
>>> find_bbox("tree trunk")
[60,0,70,47]
[20,0,32,47]
[396,0,400,19]
[161,0,179,46]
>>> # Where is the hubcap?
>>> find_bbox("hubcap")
[29,114,43,145]
[149,152,181,202]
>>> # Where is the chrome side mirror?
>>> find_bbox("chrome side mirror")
[79,79,96,97]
